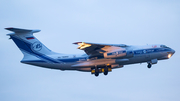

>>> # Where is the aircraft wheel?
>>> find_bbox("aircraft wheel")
[104,67,108,75]
[104,71,108,75]
[95,66,99,77]
[95,72,99,77]
[147,63,152,68]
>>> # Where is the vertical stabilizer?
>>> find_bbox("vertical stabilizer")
[5,27,57,62]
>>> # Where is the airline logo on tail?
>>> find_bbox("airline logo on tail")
[32,42,42,51]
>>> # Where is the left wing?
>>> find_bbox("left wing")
[72,58,129,68]
[73,42,128,57]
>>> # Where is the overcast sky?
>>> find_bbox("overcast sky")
[0,0,180,101]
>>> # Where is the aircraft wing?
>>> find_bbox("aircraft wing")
[72,58,129,68]
[73,42,128,57]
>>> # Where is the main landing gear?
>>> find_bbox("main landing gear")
[147,59,158,68]
[94,66,99,77]
[91,65,112,77]
[104,66,108,75]
[104,65,111,75]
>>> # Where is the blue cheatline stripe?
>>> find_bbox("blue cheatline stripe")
[10,35,60,63]
[20,46,88,63]
[57,57,87,62]
[107,50,126,56]
[22,57,87,63]
[21,60,46,63]
[20,49,50,63]
[21,48,87,63]
[134,48,171,55]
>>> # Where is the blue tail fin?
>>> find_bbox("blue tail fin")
[5,27,59,63]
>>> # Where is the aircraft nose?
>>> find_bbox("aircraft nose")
[167,49,175,58]
[171,49,175,54]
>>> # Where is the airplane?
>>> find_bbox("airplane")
[5,27,175,77]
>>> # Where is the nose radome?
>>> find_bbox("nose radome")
[172,49,175,54]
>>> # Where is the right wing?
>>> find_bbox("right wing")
[73,42,128,57]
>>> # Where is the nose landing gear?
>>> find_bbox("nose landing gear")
[147,63,152,68]
[147,59,158,68]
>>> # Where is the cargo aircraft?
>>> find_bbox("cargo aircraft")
[5,27,175,77]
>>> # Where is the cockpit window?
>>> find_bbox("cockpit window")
[160,45,169,48]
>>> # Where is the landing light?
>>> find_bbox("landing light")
[168,54,172,58]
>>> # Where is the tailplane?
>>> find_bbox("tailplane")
[5,27,58,63]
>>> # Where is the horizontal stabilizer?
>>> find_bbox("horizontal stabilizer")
[5,27,40,35]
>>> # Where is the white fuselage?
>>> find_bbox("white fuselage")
[5,27,175,76]
[21,44,175,72]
